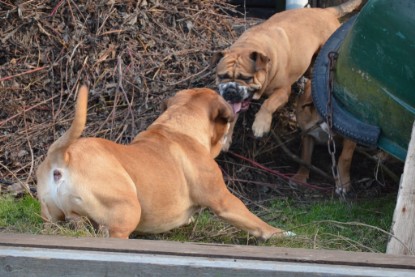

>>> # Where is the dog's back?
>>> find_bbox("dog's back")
[237,0,362,50]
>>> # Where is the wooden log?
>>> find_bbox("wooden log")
[386,121,415,255]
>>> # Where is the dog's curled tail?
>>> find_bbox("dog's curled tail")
[47,85,89,158]
[326,0,363,18]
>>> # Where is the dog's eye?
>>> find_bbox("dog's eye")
[239,75,253,83]
[218,73,231,80]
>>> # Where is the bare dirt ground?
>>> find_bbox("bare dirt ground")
[0,0,402,205]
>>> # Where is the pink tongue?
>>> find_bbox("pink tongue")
[231,102,242,114]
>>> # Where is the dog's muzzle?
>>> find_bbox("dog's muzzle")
[218,82,252,114]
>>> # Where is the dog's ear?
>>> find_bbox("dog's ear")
[209,97,234,157]
[160,100,167,111]
[210,51,225,67]
[160,98,171,111]
[210,97,235,124]
[249,51,270,71]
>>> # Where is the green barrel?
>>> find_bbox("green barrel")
[333,0,415,161]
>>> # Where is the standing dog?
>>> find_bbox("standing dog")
[37,86,290,239]
[212,0,362,150]
[292,79,356,195]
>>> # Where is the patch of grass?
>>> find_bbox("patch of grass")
[0,194,101,237]
[142,193,396,253]
[261,194,396,252]
[0,194,42,233]
[0,193,397,252]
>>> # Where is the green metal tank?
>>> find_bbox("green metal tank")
[312,0,415,161]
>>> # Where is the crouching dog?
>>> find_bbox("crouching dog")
[37,85,294,239]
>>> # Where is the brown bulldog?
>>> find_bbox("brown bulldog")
[37,86,292,239]
[292,79,356,195]
[212,0,362,150]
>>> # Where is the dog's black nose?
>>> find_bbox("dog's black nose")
[223,86,243,103]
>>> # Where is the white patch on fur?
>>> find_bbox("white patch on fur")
[307,122,330,143]
[320,122,329,134]
[220,123,230,145]
[226,122,230,132]
[252,92,261,100]
[48,167,76,212]
[48,168,65,210]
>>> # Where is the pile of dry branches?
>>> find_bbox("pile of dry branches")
[0,0,248,191]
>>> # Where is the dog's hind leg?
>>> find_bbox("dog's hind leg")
[40,199,65,224]
[107,200,142,239]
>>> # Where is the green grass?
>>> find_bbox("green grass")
[0,193,397,252]
[263,195,396,252]
[137,194,396,252]
[0,195,42,233]
[0,195,101,237]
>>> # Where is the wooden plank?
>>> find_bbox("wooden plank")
[387,121,415,255]
[0,233,415,269]
[2,245,415,277]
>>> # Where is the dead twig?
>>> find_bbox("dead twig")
[0,66,48,82]
[356,147,400,183]
[228,151,330,191]
[271,130,335,182]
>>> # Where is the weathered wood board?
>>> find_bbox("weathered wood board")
[387,122,415,255]
[1,233,415,276]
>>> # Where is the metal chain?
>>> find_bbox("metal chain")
[326,51,343,193]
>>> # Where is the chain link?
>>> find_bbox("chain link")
[326,51,343,194]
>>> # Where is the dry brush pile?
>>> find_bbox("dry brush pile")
[0,0,278,196]
[0,0,400,202]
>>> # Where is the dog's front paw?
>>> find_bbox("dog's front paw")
[283,231,296,237]
[252,111,272,137]
[270,229,297,239]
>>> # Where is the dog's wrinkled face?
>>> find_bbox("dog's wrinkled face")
[213,49,270,114]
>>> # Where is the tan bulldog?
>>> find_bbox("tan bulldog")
[36,86,292,239]
[212,0,363,150]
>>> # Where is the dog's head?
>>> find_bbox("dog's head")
[212,49,270,114]
[162,88,234,157]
